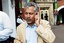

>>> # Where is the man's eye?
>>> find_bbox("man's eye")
[25,12,28,14]
[29,13,33,15]
[25,12,34,15]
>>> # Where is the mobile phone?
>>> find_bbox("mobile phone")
[36,12,38,15]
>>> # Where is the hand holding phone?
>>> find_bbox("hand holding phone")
[35,14,40,27]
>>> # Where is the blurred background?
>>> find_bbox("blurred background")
[0,0,64,43]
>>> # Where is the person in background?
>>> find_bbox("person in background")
[14,2,55,43]
[0,11,13,43]
[44,11,48,21]
[54,9,58,25]
[16,13,24,26]
[41,11,43,19]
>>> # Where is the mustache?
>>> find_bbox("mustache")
[26,18,31,21]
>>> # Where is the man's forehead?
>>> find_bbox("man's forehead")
[25,6,34,9]
[25,7,34,11]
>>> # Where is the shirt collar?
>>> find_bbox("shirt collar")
[26,23,37,28]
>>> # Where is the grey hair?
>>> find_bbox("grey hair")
[24,2,38,13]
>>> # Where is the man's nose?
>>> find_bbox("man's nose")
[27,14,30,17]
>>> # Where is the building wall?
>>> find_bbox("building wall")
[2,0,9,15]
[58,0,64,7]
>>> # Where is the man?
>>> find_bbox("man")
[0,11,13,43]
[14,2,55,43]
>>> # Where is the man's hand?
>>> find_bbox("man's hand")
[35,15,40,27]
